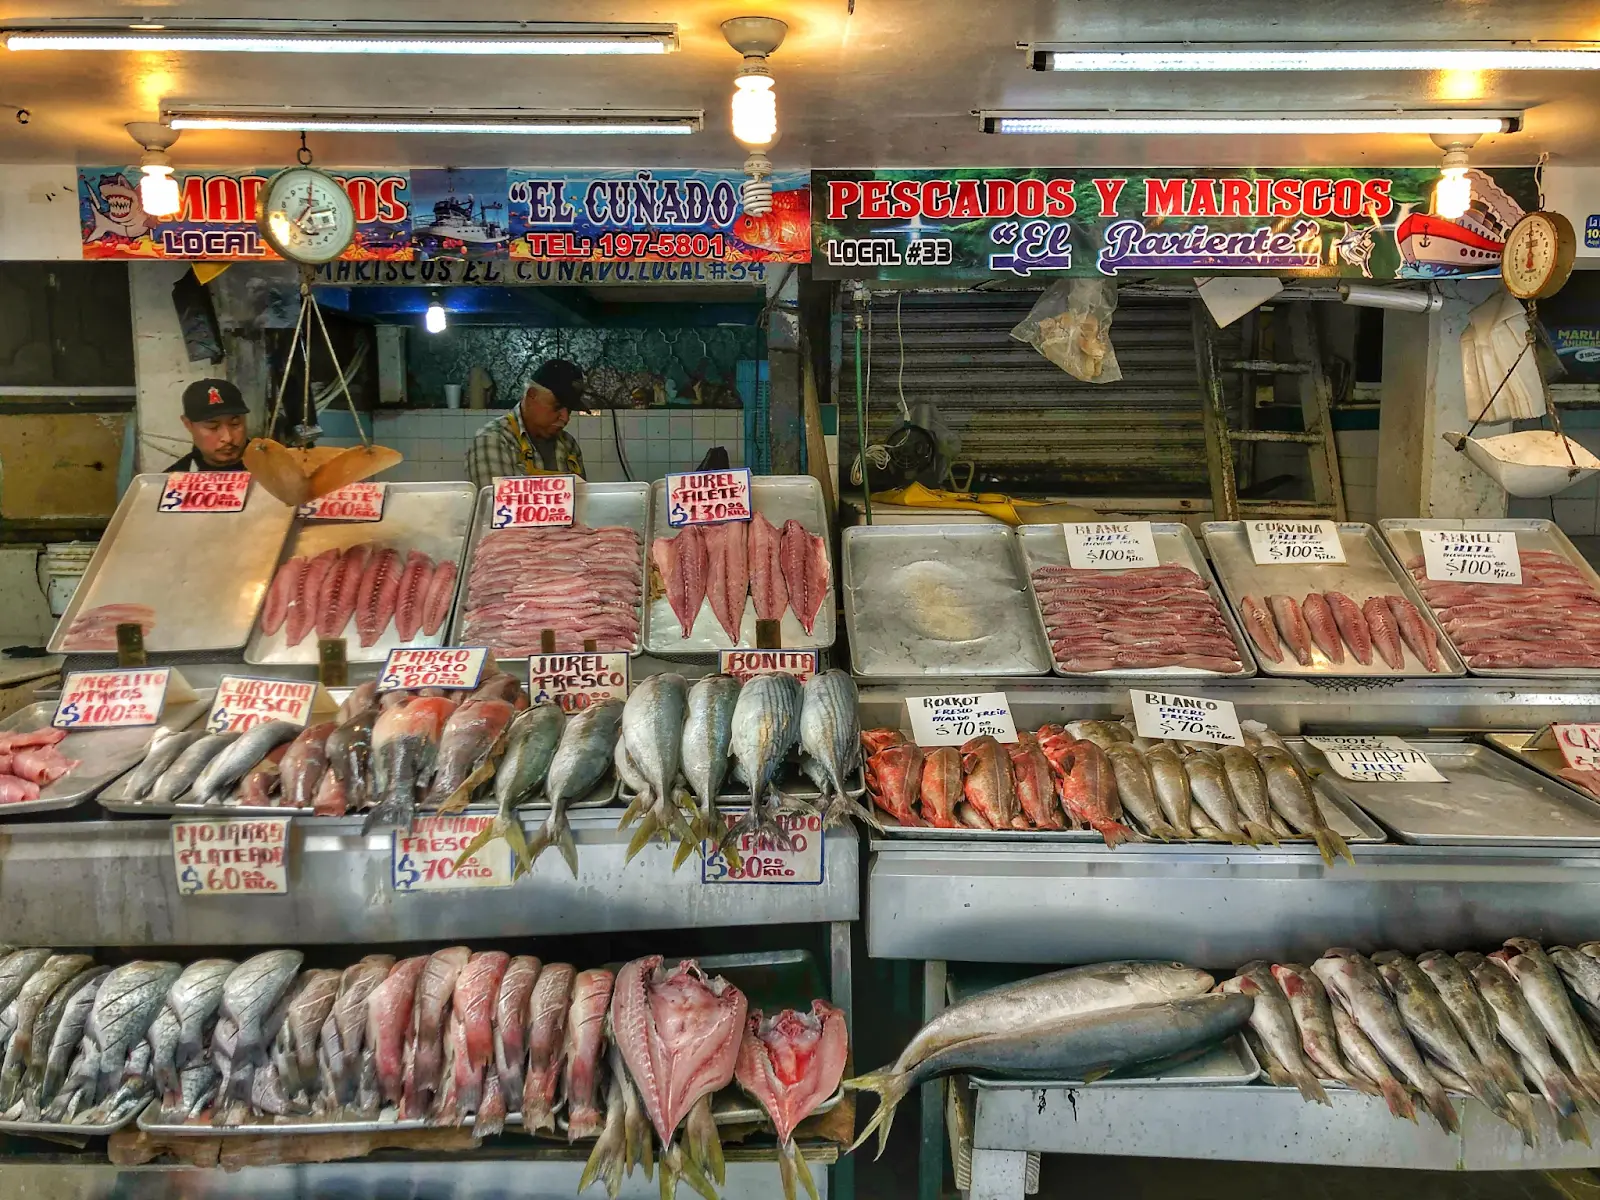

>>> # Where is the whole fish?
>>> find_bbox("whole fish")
[722,672,804,854]
[0,950,54,1038]
[961,735,1021,831]
[1312,949,1456,1132]
[454,703,565,874]
[918,747,962,829]
[1219,963,1326,1104]
[279,722,337,811]
[1416,950,1527,1105]
[47,960,180,1121]
[364,956,429,1114]
[1270,963,1391,1102]
[1105,743,1176,840]
[211,950,302,1119]
[799,670,878,832]
[1494,939,1600,1106]
[124,729,205,801]
[1217,746,1279,845]
[21,968,107,1120]
[426,698,516,812]
[1551,945,1600,1030]
[1268,594,1315,666]
[8,966,106,1119]
[149,733,238,805]
[619,675,695,863]
[279,968,340,1104]
[1063,719,1130,749]
[151,958,234,1100]
[401,946,470,1120]
[1143,743,1195,837]
[486,955,540,1135]
[1039,731,1131,846]
[1181,749,1247,844]
[848,995,1250,1157]
[1326,997,1417,1122]
[338,680,379,721]
[316,954,394,1115]
[1362,596,1407,670]
[1462,951,1587,1135]
[1008,735,1065,830]
[0,953,94,1108]
[524,962,576,1132]
[446,950,508,1124]
[564,968,616,1141]
[1301,593,1345,664]
[192,721,301,805]
[1255,746,1352,865]
[680,674,741,847]
[864,743,924,827]
[530,699,624,877]
[363,695,458,832]
[314,708,376,816]
[1324,591,1374,665]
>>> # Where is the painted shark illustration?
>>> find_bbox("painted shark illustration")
[84,173,158,242]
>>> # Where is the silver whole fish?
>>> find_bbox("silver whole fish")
[527,699,624,878]
[316,954,394,1115]
[1104,744,1176,840]
[1181,750,1247,844]
[0,953,94,1108]
[1219,962,1325,1104]
[1552,946,1600,1030]
[1462,950,1587,1132]
[47,960,180,1121]
[1142,743,1194,837]
[618,675,696,864]
[452,703,565,879]
[1216,746,1279,845]
[1255,747,1352,866]
[681,674,740,831]
[1416,950,1527,1106]
[1268,963,1386,1100]
[124,728,206,801]
[211,950,303,1114]
[722,671,804,854]
[1495,939,1600,1106]
[799,669,878,832]
[1327,998,1417,1122]
[0,949,53,1017]
[150,733,238,805]
[192,721,301,805]
[150,958,235,1099]
[280,969,341,1104]
[18,968,107,1121]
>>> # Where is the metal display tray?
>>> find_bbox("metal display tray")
[1481,731,1600,804]
[843,523,1053,679]
[1291,738,1600,846]
[1016,523,1257,679]
[643,474,835,656]
[245,482,476,666]
[450,481,649,657]
[0,695,212,818]
[47,473,296,655]
[1380,517,1600,679]
[1203,521,1464,678]
[0,1101,148,1138]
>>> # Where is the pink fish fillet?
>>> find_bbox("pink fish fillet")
[356,548,403,648]
[1267,595,1314,666]
[703,522,750,644]
[1363,596,1407,669]
[60,603,157,651]
[1324,591,1373,665]
[1300,593,1344,664]
[318,543,371,639]
[562,968,616,1141]
[748,512,788,622]
[286,548,340,647]
[780,520,828,636]
[1238,594,1283,663]
[0,728,66,754]
[523,962,575,1132]
[260,556,307,636]
[652,526,709,639]
[734,1000,849,1147]
[0,776,40,804]
[420,561,457,637]
[393,551,434,643]
[1386,595,1441,672]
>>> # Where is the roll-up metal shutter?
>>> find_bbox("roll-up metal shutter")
[838,290,1238,496]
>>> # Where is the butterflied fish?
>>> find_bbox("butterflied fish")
[735,1001,849,1200]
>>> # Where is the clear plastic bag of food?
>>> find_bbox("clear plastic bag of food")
[1010,278,1122,384]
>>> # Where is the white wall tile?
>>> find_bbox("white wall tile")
[1552,496,1597,537]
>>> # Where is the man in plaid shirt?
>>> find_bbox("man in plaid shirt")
[465,358,587,490]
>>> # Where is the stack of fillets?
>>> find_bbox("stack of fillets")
[652,513,829,644]
[1031,564,1243,673]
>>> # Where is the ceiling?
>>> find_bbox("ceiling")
[3,0,1600,168]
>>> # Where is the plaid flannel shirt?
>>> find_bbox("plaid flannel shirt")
[463,410,586,491]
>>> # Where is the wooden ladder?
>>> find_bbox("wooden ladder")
[1192,299,1346,522]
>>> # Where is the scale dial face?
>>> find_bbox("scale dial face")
[256,167,356,264]
[1501,210,1577,300]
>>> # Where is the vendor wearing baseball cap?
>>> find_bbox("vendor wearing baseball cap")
[465,358,587,491]
[167,377,250,472]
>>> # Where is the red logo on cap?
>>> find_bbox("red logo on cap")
[207,387,223,406]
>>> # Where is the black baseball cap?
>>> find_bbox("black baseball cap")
[531,359,585,410]
[182,377,249,421]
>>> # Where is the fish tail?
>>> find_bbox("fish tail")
[684,1094,725,1187]
[1290,1066,1331,1106]
[1420,1083,1459,1133]
[671,832,700,873]
[661,1140,718,1200]
[1093,818,1138,848]
[835,793,886,833]
[555,816,579,878]
[361,788,414,834]
[624,812,660,864]
[1380,1077,1417,1123]
[1543,1067,1583,1120]
[842,1067,913,1159]
[1501,1092,1540,1148]
[779,1138,818,1200]
[452,816,506,871]
[617,790,649,831]
[1146,819,1180,842]
[1243,821,1281,847]
[715,806,761,859]
[1322,826,1355,865]
[579,1111,625,1198]
[1559,1107,1592,1146]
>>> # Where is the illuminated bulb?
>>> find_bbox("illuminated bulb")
[732,71,776,148]
[138,161,179,217]
[1434,166,1472,219]
[424,298,447,334]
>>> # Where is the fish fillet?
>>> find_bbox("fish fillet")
[60,603,158,651]
[393,551,434,643]
[780,520,828,635]
[260,556,306,637]
[1300,593,1344,664]
[653,526,709,639]
[288,549,340,647]
[356,548,402,648]
[420,561,457,636]
[702,522,749,644]
[1324,591,1372,665]
[1386,595,1441,672]
[1267,595,1313,666]
[748,512,788,622]
[318,543,371,639]
[1362,596,1406,669]
[1239,595,1283,663]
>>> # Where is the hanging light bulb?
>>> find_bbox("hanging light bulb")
[1430,134,1480,221]
[124,121,182,218]
[425,291,447,333]
[722,18,787,216]
[731,67,776,148]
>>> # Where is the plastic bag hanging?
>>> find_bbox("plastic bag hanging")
[1010,279,1123,384]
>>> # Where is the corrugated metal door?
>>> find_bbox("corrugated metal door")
[838,290,1233,496]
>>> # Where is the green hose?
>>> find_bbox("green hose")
[854,312,872,525]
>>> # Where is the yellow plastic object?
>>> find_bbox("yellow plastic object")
[870,481,1031,525]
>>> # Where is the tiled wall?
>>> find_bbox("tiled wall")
[1336,429,1379,524]
[1506,409,1600,535]
[319,407,745,484]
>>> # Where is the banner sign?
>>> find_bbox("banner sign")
[811,167,1539,281]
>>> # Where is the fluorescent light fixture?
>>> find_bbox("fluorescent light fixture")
[163,107,702,136]
[1029,41,1600,72]
[981,111,1522,135]
[5,19,676,54]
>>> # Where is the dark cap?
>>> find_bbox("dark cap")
[182,378,248,421]
[530,359,585,410]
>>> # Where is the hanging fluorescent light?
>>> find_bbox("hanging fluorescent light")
[163,107,702,136]
[125,121,181,218]
[5,19,677,55]
[722,17,788,217]
[1027,41,1600,72]
[980,111,1521,135]
[424,292,447,334]
[1431,133,1480,219]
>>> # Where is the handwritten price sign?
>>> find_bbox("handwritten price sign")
[208,675,316,734]
[1063,522,1161,570]
[1246,519,1346,565]
[527,653,630,712]
[297,482,386,522]
[172,817,290,896]
[392,815,513,891]
[379,646,488,692]
[1551,724,1600,771]
[718,650,819,684]
[701,810,825,885]
[1129,689,1243,745]
[52,668,169,729]
[1305,735,1447,783]
[907,692,1017,747]
[491,475,575,529]
[1420,530,1522,585]
[665,469,753,527]
[158,471,252,514]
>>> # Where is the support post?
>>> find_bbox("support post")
[920,959,949,1200]
[766,266,803,474]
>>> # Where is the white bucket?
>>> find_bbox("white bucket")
[38,540,96,616]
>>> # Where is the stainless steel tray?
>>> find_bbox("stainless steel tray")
[48,473,296,655]
[1380,517,1600,679]
[1291,738,1600,846]
[843,524,1053,679]
[1481,731,1600,804]
[246,482,475,666]
[1017,523,1257,679]
[0,1101,149,1137]
[0,694,212,817]
[643,475,835,656]
[1203,521,1464,678]
[451,481,649,658]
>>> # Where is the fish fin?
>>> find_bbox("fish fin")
[555,818,579,879]
[1315,827,1354,866]
[1380,1077,1417,1123]
[452,812,524,873]
[1078,1067,1113,1084]
[780,1138,817,1200]
[672,832,700,873]
[1092,818,1137,849]
[842,1067,912,1159]
[624,812,660,864]
[1243,821,1281,847]
[1290,1067,1331,1107]
[1145,820,1179,842]
[661,1141,718,1200]
[684,1094,725,1186]
[1420,1084,1459,1133]
[1502,1092,1540,1148]
[715,806,761,858]
[580,1114,625,1198]
[360,789,413,835]
[617,790,648,831]
[521,809,575,879]
[437,758,497,815]
[1559,1107,1592,1146]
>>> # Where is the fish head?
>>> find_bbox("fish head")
[861,729,907,756]
[1503,937,1545,958]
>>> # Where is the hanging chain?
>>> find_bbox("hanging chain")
[297,132,313,167]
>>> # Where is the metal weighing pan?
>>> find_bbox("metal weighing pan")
[48,473,296,655]
[1203,521,1465,678]
[844,524,1053,678]
[245,482,475,666]
[1290,738,1600,846]
[1481,731,1600,805]
[1016,523,1257,679]
[451,481,649,657]
[0,694,212,818]
[643,475,834,656]
[1381,517,1600,679]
